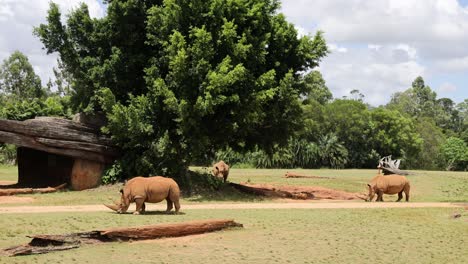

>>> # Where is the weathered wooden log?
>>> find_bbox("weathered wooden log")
[0,183,67,196]
[0,130,113,163]
[283,172,334,179]
[230,182,314,199]
[230,182,363,200]
[0,118,113,146]
[35,137,118,157]
[3,219,243,256]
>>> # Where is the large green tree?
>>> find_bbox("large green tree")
[35,0,328,183]
[321,99,372,167]
[0,51,45,99]
[387,76,437,119]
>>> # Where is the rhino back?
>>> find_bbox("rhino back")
[373,175,408,194]
[144,176,178,203]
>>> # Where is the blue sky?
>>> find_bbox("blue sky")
[0,0,466,106]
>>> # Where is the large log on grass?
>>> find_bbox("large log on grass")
[0,184,66,196]
[230,182,365,200]
[283,172,334,179]
[230,182,314,199]
[3,219,243,256]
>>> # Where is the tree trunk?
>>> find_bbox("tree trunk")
[3,219,243,256]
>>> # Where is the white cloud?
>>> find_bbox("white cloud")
[368,44,382,51]
[281,0,468,105]
[328,43,348,53]
[0,0,105,86]
[435,56,468,72]
[438,82,458,92]
[320,47,425,105]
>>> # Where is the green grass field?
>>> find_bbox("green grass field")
[0,165,467,263]
[0,208,466,264]
[0,164,17,182]
[1,166,467,205]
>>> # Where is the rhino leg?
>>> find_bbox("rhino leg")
[134,198,145,215]
[174,199,181,213]
[166,198,173,212]
[396,191,403,202]
[376,191,384,202]
[404,185,410,202]
[141,202,146,213]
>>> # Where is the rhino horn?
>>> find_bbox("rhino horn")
[104,203,120,212]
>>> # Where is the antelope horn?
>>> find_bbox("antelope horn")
[104,203,120,212]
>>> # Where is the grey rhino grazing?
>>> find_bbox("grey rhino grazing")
[105,176,181,214]
[366,174,410,202]
[212,160,230,183]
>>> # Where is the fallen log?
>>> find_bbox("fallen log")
[231,182,364,200]
[3,219,243,256]
[230,182,313,199]
[283,172,335,179]
[0,183,67,196]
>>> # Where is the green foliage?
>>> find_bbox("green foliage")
[300,70,332,104]
[369,108,423,167]
[321,99,372,167]
[102,161,123,184]
[317,133,348,169]
[1,96,72,121]
[0,51,46,99]
[36,0,329,182]
[442,137,468,171]
[0,144,16,165]
[408,118,446,170]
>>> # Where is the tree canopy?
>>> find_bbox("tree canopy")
[0,51,45,100]
[35,0,329,182]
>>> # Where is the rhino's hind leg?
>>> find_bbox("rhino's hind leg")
[174,199,181,213]
[404,184,410,202]
[166,198,173,212]
[396,191,403,202]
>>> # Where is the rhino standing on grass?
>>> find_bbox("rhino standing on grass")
[105,176,181,214]
[212,160,230,183]
[366,174,410,202]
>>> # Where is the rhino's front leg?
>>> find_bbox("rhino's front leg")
[134,198,145,215]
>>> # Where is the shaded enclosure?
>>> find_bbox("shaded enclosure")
[0,115,118,190]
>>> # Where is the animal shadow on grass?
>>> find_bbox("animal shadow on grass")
[106,211,186,215]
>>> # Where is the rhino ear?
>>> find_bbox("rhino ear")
[119,189,123,194]
[367,184,371,187]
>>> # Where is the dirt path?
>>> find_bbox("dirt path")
[0,201,465,214]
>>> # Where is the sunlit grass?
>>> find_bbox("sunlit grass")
[0,208,466,264]
[0,164,17,182]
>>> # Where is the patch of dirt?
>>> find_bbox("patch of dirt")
[0,181,16,186]
[0,202,465,214]
[235,183,366,200]
[0,196,35,204]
